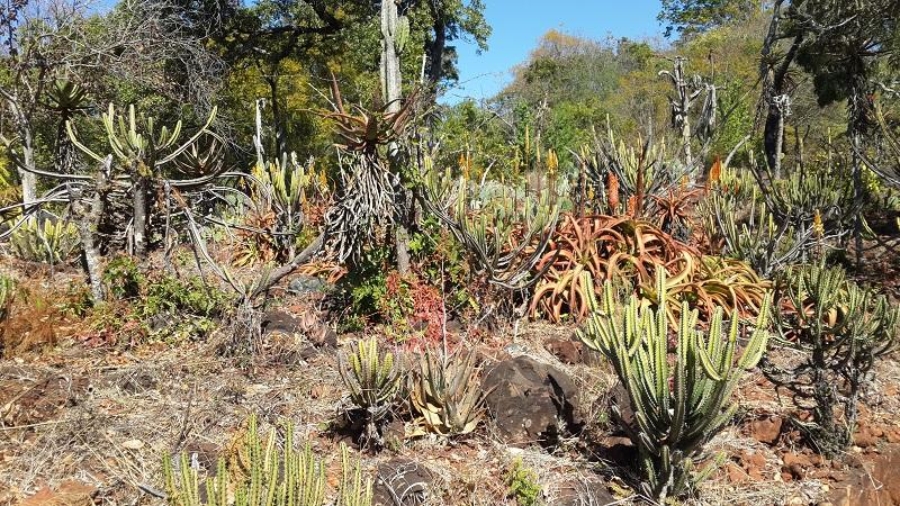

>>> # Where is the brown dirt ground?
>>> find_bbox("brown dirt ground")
[1,264,900,506]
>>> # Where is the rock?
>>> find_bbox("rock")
[572,332,605,367]
[748,415,783,445]
[121,371,158,393]
[122,439,145,450]
[483,356,582,446]
[725,461,748,484]
[556,478,617,506]
[853,422,883,448]
[830,444,900,506]
[372,459,433,506]
[606,382,636,432]
[544,338,583,364]
[287,276,330,296]
[782,452,813,480]
[261,310,304,336]
[260,310,336,358]
[740,450,767,481]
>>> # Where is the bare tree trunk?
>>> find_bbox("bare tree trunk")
[381,0,411,275]
[70,158,112,302]
[427,10,446,89]
[6,102,38,206]
[18,143,38,206]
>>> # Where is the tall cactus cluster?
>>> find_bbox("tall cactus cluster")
[338,337,403,448]
[67,103,219,256]
[164,414,371,506]
[578,270,771,501]
[768,263,900,456]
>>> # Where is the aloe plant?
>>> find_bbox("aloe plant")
[578,270,771,501]
[767,263,899,456]
[9,216,80,264]
[422,157,559,291]
[577,121,688,217]
[338,337,403,448]
[409,349,485,436]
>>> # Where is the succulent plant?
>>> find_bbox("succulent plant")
[337,443,373,506]
[409,349,485,436]
[0,275,14,323]
[338,337,403,447]
[9,216,80,264]
[699,188,812,277]
[578,269,771,501]
[163,414,328,506]
[422,159,559,292]
[767,263,900,456]
[529,214,693,323]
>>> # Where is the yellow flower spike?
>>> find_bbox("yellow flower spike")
[813,209,824,238]
[547,149,559,176]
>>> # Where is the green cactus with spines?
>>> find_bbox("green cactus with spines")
[338,337,403,448]
[67,103,217,174]
[395,15,410,55]
[337,443,372,506]
[769,263,900,456]
[163,414,328,506]
[578,269,771,502]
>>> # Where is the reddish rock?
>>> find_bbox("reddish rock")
[748,415,783,445]
[544,338,583,364]
[831,444,900,506]
[740,450,767,481]
[782,452,813,480]
[854,423,881,448]
[725,462,748,484]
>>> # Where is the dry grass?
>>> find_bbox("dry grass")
[1,293,899,506]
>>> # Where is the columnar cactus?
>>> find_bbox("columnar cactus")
[578,270,771,501]
[338,337,403,448]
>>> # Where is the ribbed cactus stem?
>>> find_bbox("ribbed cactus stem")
[578,269,771,501]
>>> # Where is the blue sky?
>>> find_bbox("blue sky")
[444,0,666,103]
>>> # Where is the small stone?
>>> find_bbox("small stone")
[122,439,145,450]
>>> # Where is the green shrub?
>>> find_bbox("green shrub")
[103,254,143,300]
[142,274,231,319]
[505,458,541,506]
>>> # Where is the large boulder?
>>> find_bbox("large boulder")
[483,355,582,446]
